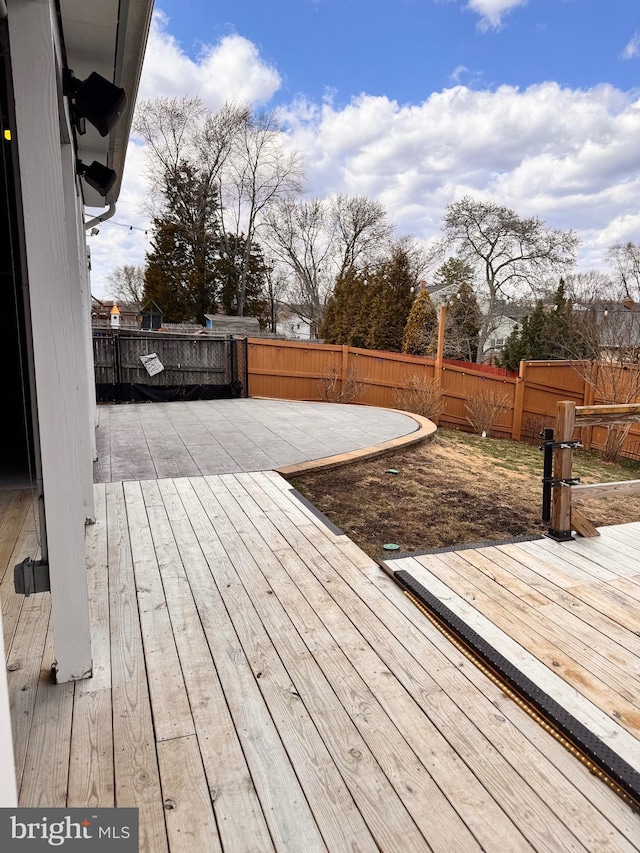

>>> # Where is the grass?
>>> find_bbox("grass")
[289,428,640,558]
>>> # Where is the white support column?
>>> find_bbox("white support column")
[8,0,92,682]
[60,143,95,520]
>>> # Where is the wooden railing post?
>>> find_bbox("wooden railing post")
[549,400,576,541]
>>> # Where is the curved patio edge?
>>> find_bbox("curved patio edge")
[274,407,437,477]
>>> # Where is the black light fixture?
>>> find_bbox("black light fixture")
[77,160,117,197]
[64,70,128,137]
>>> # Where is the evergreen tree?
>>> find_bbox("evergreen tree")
[432,257,475,294]
[319,266,366,344]
[499,319,529,371]
[143,161,220,323]
[498,280,598,370]
[402,290,438,355]
[365,249,414,352]
[498,301,548,370]
[217,234,269,325]
[439,279,482,361]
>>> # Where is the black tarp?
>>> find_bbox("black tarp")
[96,381,243,403]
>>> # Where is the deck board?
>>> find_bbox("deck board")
[3,479,640,852]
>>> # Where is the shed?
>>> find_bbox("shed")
[204,314,261,336]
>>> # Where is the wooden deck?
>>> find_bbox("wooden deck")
[2,476,640,852]
[387,527,640,769]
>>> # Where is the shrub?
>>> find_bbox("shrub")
[393,375,445,421]
[466,385,511,436]
[318,366,364,404]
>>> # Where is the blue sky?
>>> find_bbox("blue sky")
[151,0,639,104]
[90,0,640,297]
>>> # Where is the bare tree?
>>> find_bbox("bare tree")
[219,110,304,316]
[564,271,617,304]
[330,194,394,276]
[442,197,579,360]
[106,265,145,304]
[263,198,335,334]
[264,194,394,334]
[607,241,640,300]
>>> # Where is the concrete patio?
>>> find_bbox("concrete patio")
[94,398,421,481]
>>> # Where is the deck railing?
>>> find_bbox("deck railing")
[548,401,640,540]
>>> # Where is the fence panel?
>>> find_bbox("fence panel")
[441,366,516,437]
[94,332,248,402]
[117,335,228,385]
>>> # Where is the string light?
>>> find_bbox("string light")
[86,218,150,235]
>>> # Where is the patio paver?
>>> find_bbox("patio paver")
[94,398,420,481]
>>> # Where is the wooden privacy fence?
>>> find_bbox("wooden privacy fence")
[94,331,249,402]
[549,402,640,540]
[247,338,640,459]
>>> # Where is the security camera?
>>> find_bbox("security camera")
[90,227,100,236]
[77,160,117,197]
[64,70,128,137]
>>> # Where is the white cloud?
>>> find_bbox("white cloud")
[450,65,469,83]
[137,11,282,109]
[466,0,528,31]
[87,16,640,298]
[282,82,640,273]
[621,30,640,60]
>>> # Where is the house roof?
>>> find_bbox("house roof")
[59,0,154,207]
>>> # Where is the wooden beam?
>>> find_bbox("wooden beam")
[550,401,576,538]
[572,479,640,502]
[575,403,640,426]
[8,0,92,683]
[571,508,600,538]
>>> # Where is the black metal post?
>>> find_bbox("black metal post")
[541,427,554,523]
[230,336,238,394]
[113,331,123,402]
[242,337,249,397]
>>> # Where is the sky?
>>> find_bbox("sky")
[88,0,640,298]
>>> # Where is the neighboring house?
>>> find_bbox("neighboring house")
[1,0,153,804]
[481,299,528,363]
[276,304,313,340]
[91,297,141,329]
[579,299,640,361]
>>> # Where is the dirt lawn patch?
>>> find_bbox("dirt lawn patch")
[288,428,640,557]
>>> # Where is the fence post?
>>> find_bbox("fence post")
[114,331,122,402]
[511,362,526,440]
[549,400,576,541]
[434,304,447,388]
[341,344,349,392]
[243,338,249,397]
[230,336,238,392]
[582,372,595,451]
